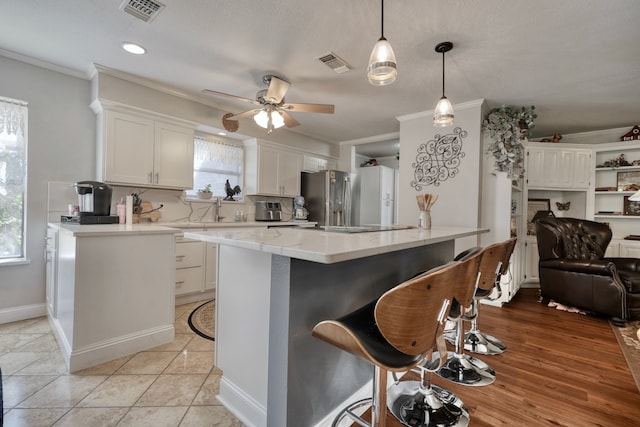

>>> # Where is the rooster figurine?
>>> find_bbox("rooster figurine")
[224,180,242,201]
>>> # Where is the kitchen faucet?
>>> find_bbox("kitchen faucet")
[213,197,222,222]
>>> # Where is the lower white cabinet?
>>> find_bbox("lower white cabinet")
[174,234,216,304]
[523,238,539,284]
[618,240,640,257]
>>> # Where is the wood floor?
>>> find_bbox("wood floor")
[381,288,640,427]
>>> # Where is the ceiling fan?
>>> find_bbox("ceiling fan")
[203,75,335,134]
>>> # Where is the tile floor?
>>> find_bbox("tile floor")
[0,301,244,426]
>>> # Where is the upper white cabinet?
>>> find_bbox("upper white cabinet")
[245,139,302,197]
[526,145,591,190]
[95,103,195,189]
[302,155,337,173]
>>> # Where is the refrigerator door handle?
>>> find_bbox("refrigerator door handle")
[343,176,352,227]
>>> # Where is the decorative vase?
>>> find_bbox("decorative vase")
[419,210,431,230]
[198,191,212,200]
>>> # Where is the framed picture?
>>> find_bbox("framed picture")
[527,198,550,235]
[624,196,640,216]
[617,171,640,191]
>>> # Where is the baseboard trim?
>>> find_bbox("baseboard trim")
[0,303,46,325]
[48,318,175,373]
[175,290,214,306]
[217,376,267,427]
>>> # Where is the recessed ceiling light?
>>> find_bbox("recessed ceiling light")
[217,132,227,136]
[121,42,146,55]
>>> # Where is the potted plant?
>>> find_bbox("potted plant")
[197,184,213,199]
[483,105,536,179]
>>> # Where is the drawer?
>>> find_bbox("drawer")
[175,241,203,268]
[175,266,203,295]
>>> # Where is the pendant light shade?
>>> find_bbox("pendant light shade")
[433,41,454,127]
[368,0,397,86]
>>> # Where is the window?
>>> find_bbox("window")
[0,97,28,261]
[189,135,243,200]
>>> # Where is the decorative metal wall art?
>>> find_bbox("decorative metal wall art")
[411,127,467,190]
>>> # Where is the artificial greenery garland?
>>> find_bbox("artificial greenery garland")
[483,105,536,179]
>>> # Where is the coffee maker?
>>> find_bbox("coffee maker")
[61,181,119,224]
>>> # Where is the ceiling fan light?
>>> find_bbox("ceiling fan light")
[433,96,454,127]
[253,110,269,128]
[271,111,285,129]
[368,37,397,86]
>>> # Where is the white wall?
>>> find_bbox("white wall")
[0,55,95,319]
[397,100,486,252]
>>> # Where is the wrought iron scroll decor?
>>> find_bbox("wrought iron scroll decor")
[411,127,467,190]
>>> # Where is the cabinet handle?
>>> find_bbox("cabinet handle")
[176,281,184,287]
[148,172,153,184]
[176,255,185,260]
[155,172,159,184]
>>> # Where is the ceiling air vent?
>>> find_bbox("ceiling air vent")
[119,0,165,23]
[318,52,352,74]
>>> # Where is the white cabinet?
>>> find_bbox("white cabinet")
[302,155,337,173]
[45,225,59,318]
[526,145,591,190]
[175,237,204,296]
[99,107,195,189]
[245,140,303,196]
[618,240,640,257]
[523,238,539,283]
[174,234,217,304]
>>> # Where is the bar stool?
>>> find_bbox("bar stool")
[464,238,517,355]
[433,245,500,387]
[312,261,463,427]
[386,249,483,427]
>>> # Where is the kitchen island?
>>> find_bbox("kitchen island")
[185,225,488,427]
[49,223,179,372]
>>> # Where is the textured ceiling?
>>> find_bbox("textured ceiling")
[1,0,639,149]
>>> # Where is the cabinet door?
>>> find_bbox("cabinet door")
[154,121,194,189]
[279,150,302,196]
[619,242,640,257]
[572,150,591,189]
[526,148,547,187]
[257,145,281,195]
[104,110,155,185]
[523,240,539,283]
[557,150,575,188]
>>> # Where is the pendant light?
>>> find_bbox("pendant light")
[367,0,397,86]
[433,41,454,127]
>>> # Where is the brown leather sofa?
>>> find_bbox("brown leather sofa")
[535,217,640,325]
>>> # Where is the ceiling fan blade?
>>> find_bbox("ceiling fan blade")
[279,111,300,128]
[227,109,262,120]
[265,76,290,104]
[281,102,335,114]
[202,89,261,105]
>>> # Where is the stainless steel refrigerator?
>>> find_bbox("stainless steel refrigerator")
[301,170,355,226]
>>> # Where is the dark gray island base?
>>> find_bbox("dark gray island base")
[185,226,487,427]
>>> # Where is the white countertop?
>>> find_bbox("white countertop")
[184,226,489,264]
[50,221,316,237]
[54,223,181,237]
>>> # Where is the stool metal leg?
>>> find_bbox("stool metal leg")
[463,292,507,355]
[387,365,469,427]
[434,317,496,386]
[331,365,388,427]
